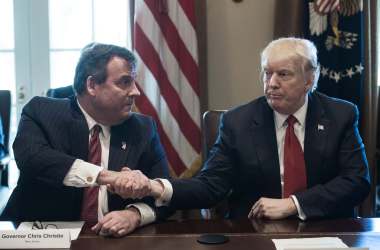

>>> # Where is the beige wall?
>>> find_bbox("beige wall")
[206,0,276,110]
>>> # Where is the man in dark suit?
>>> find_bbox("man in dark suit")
[148,37,370,220]
[1,43,171,236]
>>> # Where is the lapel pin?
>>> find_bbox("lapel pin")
[121,141,127,150]
[317,124,324,131]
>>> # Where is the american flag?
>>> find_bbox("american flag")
[134,0,201,177]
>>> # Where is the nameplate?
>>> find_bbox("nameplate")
[284,248,369,250]
[0,229,71,249]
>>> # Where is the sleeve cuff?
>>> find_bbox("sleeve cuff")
[63,159,103,187]
[154,178,173,207]
[126,203,156,227]
[290,195,307,220]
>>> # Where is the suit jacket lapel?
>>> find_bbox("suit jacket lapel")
[69,97,88,161]
[108,126,129,171]
[108,116,144,211]
[304,93,330,187]
[108,114,140,171]
[250,99,282,198]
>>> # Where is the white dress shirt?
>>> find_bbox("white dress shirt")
[273,97,308,220]
[156,98,310,220]
[62,101,155,225]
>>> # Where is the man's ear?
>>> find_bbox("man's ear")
[305,80,313,92]
[304,73,314,92]
[86,76,97,96]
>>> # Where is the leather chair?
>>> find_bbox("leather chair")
[201,110,227,219]
[201,110,225,160]
[0,90,11,186]
[46,85,74,98]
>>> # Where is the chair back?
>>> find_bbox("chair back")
[0,90,11,153]
[202,110,225,161]
[46,85,74,98]
[200,110,228,219]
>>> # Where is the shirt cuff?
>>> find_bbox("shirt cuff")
[154,178,173,207]
[63,159,103,187]
[290,195,307,220]
[126,203,156,227]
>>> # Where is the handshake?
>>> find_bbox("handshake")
[96,167,164,199]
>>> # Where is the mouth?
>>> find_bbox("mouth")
[122,101,134,111]
[125,99,134,106]
[267,93,282,99]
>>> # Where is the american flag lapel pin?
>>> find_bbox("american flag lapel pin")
[317,124,324,131]
[121,141,127,150]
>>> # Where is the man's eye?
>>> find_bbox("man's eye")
[116,77,134,86]
[278,71,292,80]
[123,80,133,86]
[264,71,272,77]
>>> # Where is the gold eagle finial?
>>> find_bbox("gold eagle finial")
[310,0,362,41]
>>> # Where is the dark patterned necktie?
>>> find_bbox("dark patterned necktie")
[80,125,101,222]
[283,115,307,198]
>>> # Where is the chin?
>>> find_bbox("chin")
[268,102,289,115]
[273,107,292,115]
[267,99,280,109]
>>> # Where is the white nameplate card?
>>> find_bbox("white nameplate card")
[0,229,71,249]
[284,248,369,250]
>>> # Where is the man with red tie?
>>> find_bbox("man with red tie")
[1,43,172,236]
[149,37,370,220]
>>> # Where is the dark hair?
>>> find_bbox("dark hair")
[73,43,137,95]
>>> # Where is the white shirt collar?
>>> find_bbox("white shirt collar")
[77,100,111,139]
[274,95,308,129]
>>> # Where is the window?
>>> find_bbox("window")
[3,0,132,101]
[49,0,131,87]
[0,0,16,98]
[8,0,132,114]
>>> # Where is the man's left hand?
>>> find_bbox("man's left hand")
[248,197,297,220]
[91,208,141,237]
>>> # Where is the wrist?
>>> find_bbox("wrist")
[96,169,115,185]
[96,170,107,185]
[287,197,298,216]
[126,207,142,227]
[150,179,164,198]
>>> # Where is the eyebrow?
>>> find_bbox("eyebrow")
[263,67,295,72]
[117,75,134,81]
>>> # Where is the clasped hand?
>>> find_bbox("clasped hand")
[97,167,152,199]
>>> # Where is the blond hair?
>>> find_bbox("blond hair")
[261,37,320,92]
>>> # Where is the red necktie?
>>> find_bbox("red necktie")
[283,115,307,198]
[80,125,101,222]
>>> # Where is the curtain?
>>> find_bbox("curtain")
[361,0,378,216]
[274,0,306,38]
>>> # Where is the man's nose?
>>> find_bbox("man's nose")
[129,82,141,96]
[267,73,279,88]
